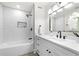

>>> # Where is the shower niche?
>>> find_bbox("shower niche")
[17,21,27,28]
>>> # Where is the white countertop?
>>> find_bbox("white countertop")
[36,34,79,54]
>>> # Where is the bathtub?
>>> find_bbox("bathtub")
[0,40,33,56]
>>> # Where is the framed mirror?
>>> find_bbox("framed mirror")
[48,2,79,32]
[48,2,66,32]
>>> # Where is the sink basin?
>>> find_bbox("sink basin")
[65,39,76,43]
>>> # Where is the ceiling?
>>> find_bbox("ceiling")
[0,2,55,12]
[36,2,55,8]
[0,2,33,12]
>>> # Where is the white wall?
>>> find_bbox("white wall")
[0,4,3,44]
[35,3,49,34]
[2,6,33,43]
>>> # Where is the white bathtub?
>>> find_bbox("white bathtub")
[0,40,33,56]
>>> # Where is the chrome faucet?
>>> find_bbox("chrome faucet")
[58,31,62,38]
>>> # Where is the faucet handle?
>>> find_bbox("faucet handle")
[63,36,66,39]
[56,35,58,38]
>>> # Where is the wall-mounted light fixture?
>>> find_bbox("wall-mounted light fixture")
[64,3,73,9]
[60,2,68,7]
[57,8,63,12]
[53,5,59,11]
[48,9,52,14]
[53,12,56,15]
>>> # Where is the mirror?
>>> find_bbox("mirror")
[48,2,66,32]
[48,2,79,32]
[65,2,79,31]
[67,12,79,31]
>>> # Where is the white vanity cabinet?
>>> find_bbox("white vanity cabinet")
[36,36,77,56]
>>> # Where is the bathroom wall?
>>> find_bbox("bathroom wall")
[2,6,33,43]
[0,4,3,44]
[35,3,49,34]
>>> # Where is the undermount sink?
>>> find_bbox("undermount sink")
[64,36,79,43]
[64,39,76,43]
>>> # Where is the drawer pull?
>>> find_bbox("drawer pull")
[49,51,51,53]
[46,50,48,51]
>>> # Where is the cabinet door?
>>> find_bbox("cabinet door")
[38,37,56,56]
[37,37,49,56]
[37,37,68,56]
[36,36,77,56]
[43,40,66,56]
[41,38,77,56]
[50,42,77,56]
